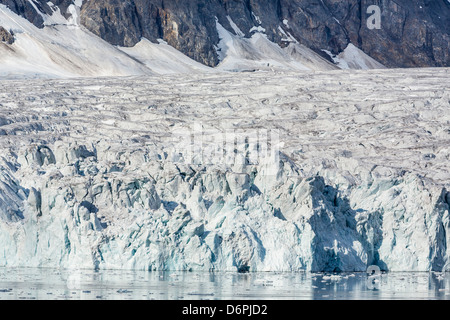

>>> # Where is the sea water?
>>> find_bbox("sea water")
[0,268,448,300]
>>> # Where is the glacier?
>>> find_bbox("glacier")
[0,68,449,272]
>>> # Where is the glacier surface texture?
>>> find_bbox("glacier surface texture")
[0,68,450,272]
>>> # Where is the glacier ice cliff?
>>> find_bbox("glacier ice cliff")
[0,69,449,272]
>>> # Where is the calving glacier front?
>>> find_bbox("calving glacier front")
[1,139,449,272]
[0,70,449,272]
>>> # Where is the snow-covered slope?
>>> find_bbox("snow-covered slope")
[215,18,338,72]
[0,4,153,78]
[0,4,386,79]
[0,3,214,78]
[117,39,213,75]
[0,68,449,272]
[323,44,386,70]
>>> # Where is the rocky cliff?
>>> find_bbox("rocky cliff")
[1,0,449,68]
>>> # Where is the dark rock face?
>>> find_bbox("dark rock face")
[1,0,449,68]
[0,0,73,27]
[80,0,450,68]
[0,26,14,44]
[0,0,53,27]
[80,0,223,67]
[322,0,450,68]
[79,0,349,67]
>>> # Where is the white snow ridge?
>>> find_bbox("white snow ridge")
[0,68,449,272]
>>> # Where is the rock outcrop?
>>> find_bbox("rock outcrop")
[0,26,14,44]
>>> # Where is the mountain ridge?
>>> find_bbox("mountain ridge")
[1,0,449,70]
[0,2,378,79]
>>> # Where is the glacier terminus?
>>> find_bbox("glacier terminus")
[0,68,449,273]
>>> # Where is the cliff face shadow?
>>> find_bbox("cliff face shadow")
[306,177,386,272]
[429,188,449,272]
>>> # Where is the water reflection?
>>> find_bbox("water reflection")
[0,268,448,300]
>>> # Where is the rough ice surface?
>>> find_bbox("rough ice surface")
[0,68,449,272]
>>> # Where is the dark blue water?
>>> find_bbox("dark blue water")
[0,268,448,300]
